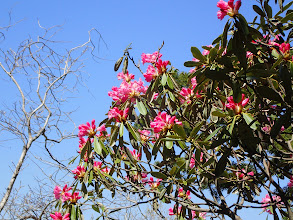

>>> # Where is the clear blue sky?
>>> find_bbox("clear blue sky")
[0,0,285,219]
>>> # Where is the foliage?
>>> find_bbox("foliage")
[53,0,293,219]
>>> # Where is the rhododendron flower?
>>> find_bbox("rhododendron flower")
[130,149,141,160]
[143,65,158,82]
[262,117,285,134]
[93,161,102,171]
[178,188,191,199]
[217,0,241,20]
[155,59,169,74]
[261,194,283,214]
[235,169,254,180]
[169,206,182,216]
[190,152,204,168]
[202,45,213,56]
[72,166,86,179]
[180,87,194,104]
[50,212,70,220]
[150,112,182,133]
[225,94,249,114]
[78,119,96,138]
[191,211,207,219]
[141,51,162,64]
[148,177,162,189]
[279,43,291,59]
[108,107,129,122]
[138,129,151,142]
[108,79,148,104]
[288,176,293,188]
[117,71,135,82]
[101,167,110,174]
[54,184,72,202]
[69,191,82,203]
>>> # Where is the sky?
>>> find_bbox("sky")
[0,0,286,219]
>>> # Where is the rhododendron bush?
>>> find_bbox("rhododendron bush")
[52,0,293,219]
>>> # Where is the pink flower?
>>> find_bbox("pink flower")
[178,188,191,199]
[202,45,213,56]
[155,59,169,74]
[69,192,82,203]
[96,124,107,138]
[50,212,70,220]
[141,51,162,64]
[93,161,102,171]
[225,94,249,114]
[150,112,182,134]
[279,43,290,54]
[101,167,110,174]
[108,107,129,122]
[138,129,151,142]
[199,212,207,219]
[169,206,182,216]
[53,184,72,202]
[235,169,254,180]
[148,177,162,189]
[217,0,241,20]
[108,79,148,104]
[190,152,204,169]
[117,71,134,82]
[180,87,194,104]
[288,176,293,188]
[261,194,283,214]
[72,166,86,179]
[78,119,97,138]
[143,65,158,82]
[130,149,141,160]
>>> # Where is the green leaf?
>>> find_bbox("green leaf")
[88,170,94,184]
[205,69,229,80]
[191,46,206,62]
[275,1,293,16]
[208,48,218,62]
[94,136,102,155]
[165,140,173,149]
[122,56,128,74]
[167,75,174,89]
[264,1,273,18]
[256,86,283,102]
[71,204,76,220]
[136,101,147,115]
[253,5,266,17]
[211,110,227,117]
[238,14,249,36]
[173,124,186,139]
[168,91,175,102]
[242,113,259,130]
[281,12,293,23]
[184,61,202,67]
[152,139,161,156]
[92,205,100,213]
[114,56,123,71]
[229,116,236,135]
[204,127,222,141]
[202,157,215,168]
[126,122,140,141]
[80,140,91,161]
[151,171,168,180]
[190,121,204,138]
[161,74,167,86]
[215,149,231,177]
[222,21,231,48]
[159,188,167,200]
[119,122,124,136]
[109,126,119,147]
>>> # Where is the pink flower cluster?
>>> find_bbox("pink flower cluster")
[108,73,148,105]
[150,112,182,133]
[148,177,162,189]
[72,165,86,179]
[141,51,170,82]
[169,206,206,219]
[138,129,151,142]
[226,94,249,114]
[189,152,204,169]
[78,120,107,139]
[108,107,129,122]
[93,161,110,174]
[179,77,202,104]
[50,212,70,220]
[261,194,283,214]
[217,0,241,20]
[178,188,191,199]
[53,184,82,203]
